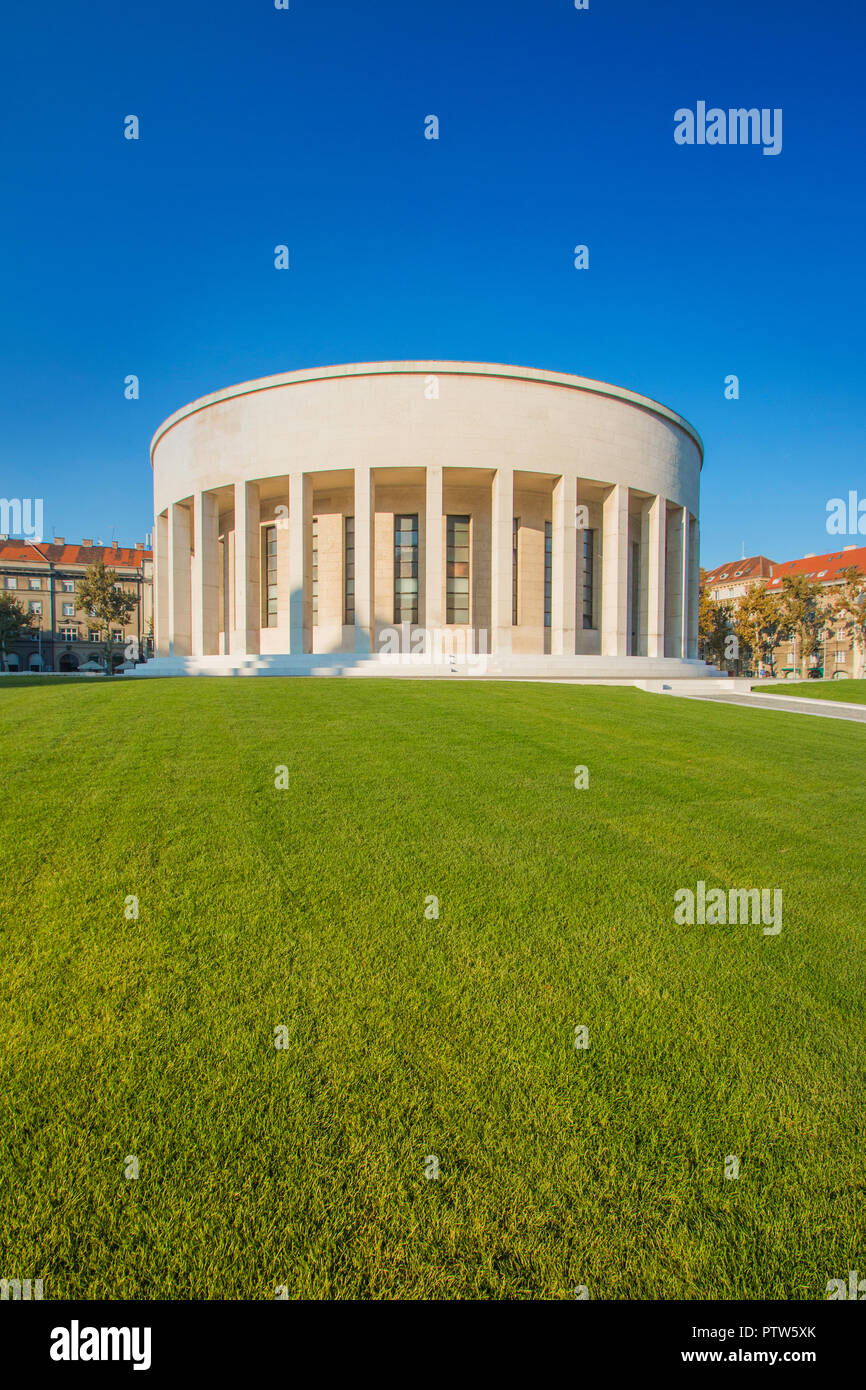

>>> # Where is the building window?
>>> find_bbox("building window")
[5,576,17,589]
[29,578,41,590]
[394,513,419,624]
[29,601,42,616]
[62,603,75,617]
[582,528,595,630]
[90,631,102,643]
[62,580,75,592]
[544,521,552,629]
[512,517,519,625]
[59,626,77,641]
[835,649,846,664]
[446,515,470,625]
[311,516,318,626]
[263,524,277,627]
[630,540,640,653]
[344,515,355,625]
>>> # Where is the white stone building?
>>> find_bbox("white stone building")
[144,361,715,677]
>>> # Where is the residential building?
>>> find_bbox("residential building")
[701,544,866,677]
[0,539,153,672]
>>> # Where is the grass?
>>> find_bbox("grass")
[0,677,863,1300]
[756,678,866,704]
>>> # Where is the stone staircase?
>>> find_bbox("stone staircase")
[127,652,727,682]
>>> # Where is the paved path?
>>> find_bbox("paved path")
[671,691,866,723]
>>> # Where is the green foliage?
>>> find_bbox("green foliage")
[733,584,785,676]
[76,560,138,675]
[0,592,38,668]
[698,588,731,667]
[776,575,824,679]
[831,568,866,673]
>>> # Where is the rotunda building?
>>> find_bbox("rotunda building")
[147,361,706,676]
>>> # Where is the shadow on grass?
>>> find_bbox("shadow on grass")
[0,675,115,689]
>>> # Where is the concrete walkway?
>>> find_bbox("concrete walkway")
[668,689,866,723]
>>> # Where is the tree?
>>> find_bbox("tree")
[831,566,866,678]
[733,584,785,677]
[698,586,732,668]
[776,574,824,678]
[0,593,38,671]
[76,561,138,676]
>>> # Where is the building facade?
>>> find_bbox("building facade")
[0,539,153,672]
[148,362,709,675]
[702,545,866,677]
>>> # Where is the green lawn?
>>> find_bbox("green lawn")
[1,678,863,1300]
[756,678,866,704]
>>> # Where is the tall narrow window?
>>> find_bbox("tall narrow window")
[344,515,355,625]
[544,521,552,628]
[512,517,519,625]
[630,540,640,653]
[582,528,595,630]
[311,516,319,626]
[218,535,226,639]
[446,515,470,624]
[263,525,278,627]
[394,513,419,624]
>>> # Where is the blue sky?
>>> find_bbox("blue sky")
[1,0,863,566]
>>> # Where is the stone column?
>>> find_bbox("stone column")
[288,471,312,654]
[231,481,260,655]
[664,506,682,657]
[354,466,375,653]
[167,502,192,657]
[645,495,666,659]
[551,474,577,655]
[192,491,220,656]
[687,513,699,659]
[276,489,291,644]
[155,511,169,656]
[424,464,443,634]
[491,466,514,654]
[602,484,629,657]
[680,508,691,660]
[575,496,587,640]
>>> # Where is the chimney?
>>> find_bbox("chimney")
[81,538,93,546]
[54,536,64,545]
[843,545,856,551]
[135,542,144,550]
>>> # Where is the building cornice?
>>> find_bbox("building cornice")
[149,360,705,467]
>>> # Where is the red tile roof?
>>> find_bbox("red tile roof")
[703,547,866,591]
[0,541,151,568]
[702,555,776,586]
[763,545,866,587]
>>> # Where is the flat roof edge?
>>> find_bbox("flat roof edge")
[149,361,704,465]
